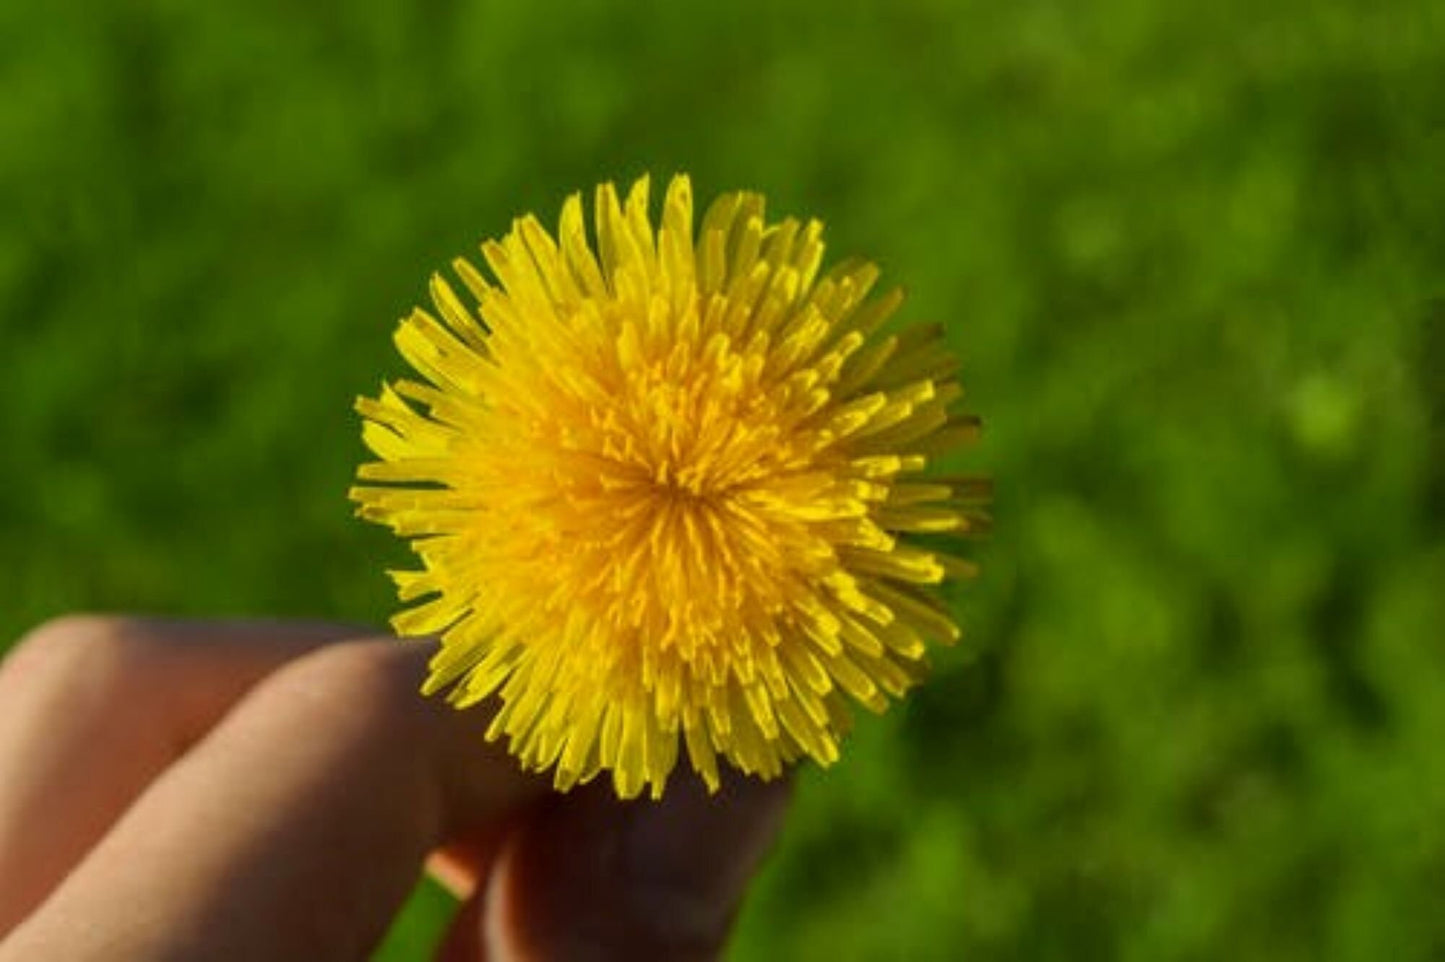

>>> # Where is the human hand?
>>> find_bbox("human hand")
[0,617,789,961]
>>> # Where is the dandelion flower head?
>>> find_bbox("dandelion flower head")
[351,174,987,799]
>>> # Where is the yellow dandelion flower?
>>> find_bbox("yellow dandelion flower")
[351,174,988,799]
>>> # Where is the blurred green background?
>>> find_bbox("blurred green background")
[4,0,1444,958]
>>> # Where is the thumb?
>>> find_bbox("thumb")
[442,771,790,961]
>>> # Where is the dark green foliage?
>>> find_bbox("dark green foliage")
[3,1,1443,958]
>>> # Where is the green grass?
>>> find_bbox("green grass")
[4,0,1444,958]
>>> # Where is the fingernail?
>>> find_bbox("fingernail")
[617,771,791,946]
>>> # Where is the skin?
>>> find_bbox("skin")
[0,617,789,961]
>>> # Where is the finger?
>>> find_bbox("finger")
[0,637,543,962]
[427,823,518,901]
[0,615,362,935]
[447,771,790,962]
